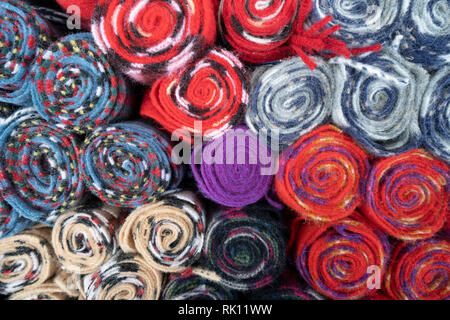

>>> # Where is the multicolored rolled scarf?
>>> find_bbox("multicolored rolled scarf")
[363,149,449,241]
[190,126,274,207]
[246,57,334,150]
[91,0,216,84]
[292,213,390,300]
[30,33,131,134]
[331,47,429,157]
[385,238,449,300]
[275,125,369,222]
[141,48,248,142]
[419,66,450,163]
[0,0,55,106]
[81,252,163,300]
[119,191,205,273]
[80,122,183,208]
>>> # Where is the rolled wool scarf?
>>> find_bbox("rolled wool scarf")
[30,32,132,135]
[292,213,390,300]
[80,122,183,208]
[275,124,369,222]
[331,48,429,157]
[385,238,449,300]
[363,149,449,241]
[190,126,274,207]
[91,0,216,84]
[246,57,334,150]
[0,0,55,106]
[141,47,248,142]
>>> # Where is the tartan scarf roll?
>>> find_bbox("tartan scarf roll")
[362,149,449,241]
[141,48,248,142]
[0,0,55,106]
[275,125,369,222]
[119,191,205,273]
[80,122,183,208]
[246,57,334,150]
[385,238,449,300]
[30,33,132,135]
[91,0,217,84]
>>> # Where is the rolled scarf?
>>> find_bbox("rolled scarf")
[275,125,369,222]
[385,238,449,300]
[30,33,131,134]
[81,252,163,300]
[246,57,334,150]
[331,48,429,156]
[363,149,449,241]
[119,191,205,273]
[419,66,450,163]
[0,0,55,106]
[141,48,248,142]
[190,126,274,207]
[292,213,390,300]
[91,0,216,84]
[52,203,122,274]
[80,122,183,208]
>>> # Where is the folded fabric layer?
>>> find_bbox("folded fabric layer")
[80,122,183,208]
[275,125,369,222]
[385,238,449,300]
[119,191,205,273]
[141,48,247,142]
[246,57,334,150]
[30,33,131,134]
[91,0,216,84]
[363,149,449,241]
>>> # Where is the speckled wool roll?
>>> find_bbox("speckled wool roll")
[246,57,334,150]
[331,47,429,156]
[119,191,205,273]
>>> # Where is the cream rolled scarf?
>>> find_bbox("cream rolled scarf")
[119,191,205,273]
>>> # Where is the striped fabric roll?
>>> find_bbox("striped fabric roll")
[275,125,369,222]
[363,149,449,241]
[119,191,205,273]
[80,122,183,208]
[91,0,216,84]
[30,33,131,134]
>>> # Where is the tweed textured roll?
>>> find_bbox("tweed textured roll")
[190,126,274,207]
[91,0,216,84]
[385,239,449,300]
[30,33,131,134]
[331,48,429,156]
[0,0,55,106]
[246,57,334,150]
[293,214,390,300]
[275,125,369,222]
[81,252,163,300]
[141,48,248,142]
[80,122,183,208]
[363,149,449,241]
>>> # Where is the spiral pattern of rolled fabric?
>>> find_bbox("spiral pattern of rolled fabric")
[246,57,334,150]
[275,124,369,222]
[190,126,274,207]
[30,33,131,135]
[292,213,390,300]
[141,48,248,142]
[80,122,183,208]
[419,66,450,163]
[0,0,55,106]
[81,252,163,300]
[91,0,216,84]
[363,149,449,241]
[119,191,205,273]
[331,48,429,157]
[385,238,449,300]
